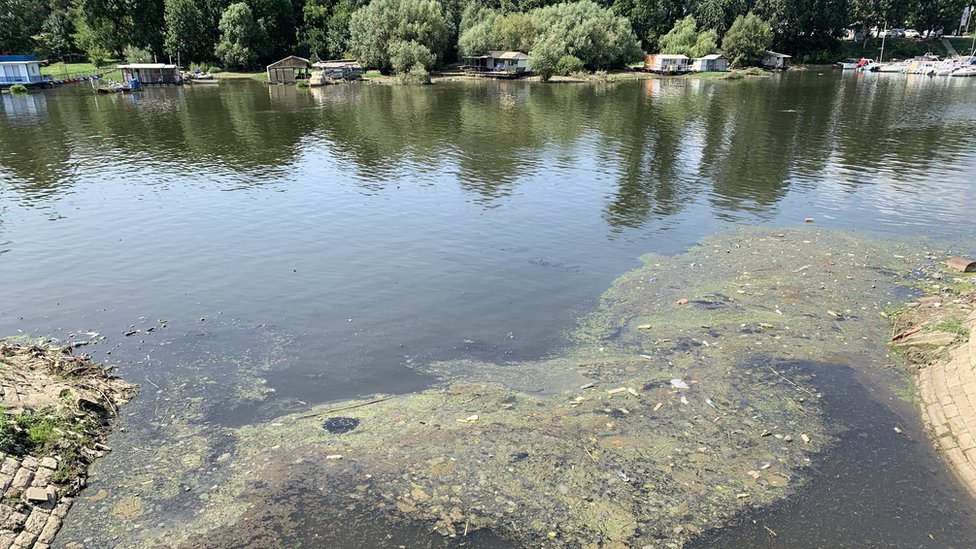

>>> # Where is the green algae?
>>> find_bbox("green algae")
[59,228,947,548]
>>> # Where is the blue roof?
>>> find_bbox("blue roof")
[0,55,39,62]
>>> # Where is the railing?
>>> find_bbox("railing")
[0,75,53,85]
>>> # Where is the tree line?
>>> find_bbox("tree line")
[0,0,969,72]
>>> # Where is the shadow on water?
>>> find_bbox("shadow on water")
[691,359,976,549]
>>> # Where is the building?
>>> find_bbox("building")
[644,54,690,74]
[762,51,792,70]
[691,54,727,72]
[0,55,52,88]
[311,59,362,82]
[267,56,310,84]
[118,64,182,85]
[462,51,530,77]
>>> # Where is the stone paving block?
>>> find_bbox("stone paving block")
[13,527,37,548]
[29,468,52,490]
[0,474,12,494]
[957,432,976,451]
[19,457,38,472]
[36,513,61,544]
[0,459,18,477]
[23,508,48,534]
[943,403,960,419]
[948,414,968,435]
[51,499,72,520]
[2,511,27,532]
[945,446,968,466]
[935,423,952,437]
[9,468,32,492]
[38,458,57,471]
[0,532,16,549]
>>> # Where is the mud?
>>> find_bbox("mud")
[56,228,955,548]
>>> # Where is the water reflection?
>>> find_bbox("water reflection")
[1,75,975,230]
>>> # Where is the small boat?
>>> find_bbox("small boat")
[951,66,976,77]
[96,82,136,93]
[836,58,860,69]
[186,72,218,84]
[855,58,880,72]
[877,62,908,73]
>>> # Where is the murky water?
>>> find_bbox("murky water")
[2,73,976,547]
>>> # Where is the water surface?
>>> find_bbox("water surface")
[2,72,976,546]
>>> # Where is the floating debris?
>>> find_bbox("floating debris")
[670,379,690,390]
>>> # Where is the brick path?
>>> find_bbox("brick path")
[0,454,72,549]
[918,309,976,494]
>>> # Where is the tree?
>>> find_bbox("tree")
[34,0,77,58]
[721,12,772,67]
[389,38,436,71]
[348,0,450,73]
[658,15,697,55]
[164,0,212,61]
[494,12,534,52]
[0,0,48,53]
[554,53,583,74]
[73,0,133,56]
[214,2,268,68]
[528,33,562,81]
[529,1,642,69]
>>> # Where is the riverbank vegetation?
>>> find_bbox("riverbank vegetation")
[1,0,969,74]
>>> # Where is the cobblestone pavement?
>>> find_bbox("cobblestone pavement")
[918,309,976,496]
[0,454,72,549]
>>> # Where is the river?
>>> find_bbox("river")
[2,72,976,547]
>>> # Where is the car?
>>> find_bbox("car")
[886,28,906,38]
[904,29,921,39]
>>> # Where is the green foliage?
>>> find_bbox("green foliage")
[300,0,356,60]
[8,84,29,94]
[389,40,437,72]
[555,53,584,75]
[529,1,641,69]
[34,0,77,59]
[349,0,450,73]
[214,2,268,69]
[395,62,432,83]
[164,0,212,61]
[658,15,719,58]
[458,19,496,56]
[658,15,697,55]
[528,33,562,81]
[0,411,58,455]
[494,12,535,53]
[721,12,772,68]
[0,0,47,54]
[123,44,153,63]
[87,46,112,67]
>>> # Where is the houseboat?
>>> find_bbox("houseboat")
[0,55,53,89]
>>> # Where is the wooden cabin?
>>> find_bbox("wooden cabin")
[762,51,791,70]
[463,51,530,77]
[692,54,727,72]
[0,55,52,88]
[644,54,690,74]
[311,59,362,82]
[267,56,310,84]
[117,63,181,85]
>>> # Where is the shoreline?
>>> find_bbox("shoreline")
[0,341,136,548]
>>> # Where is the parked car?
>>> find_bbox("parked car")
[904,29,920,39]
[886,28,906,38]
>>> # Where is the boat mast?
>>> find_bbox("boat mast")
[880,23,887,62]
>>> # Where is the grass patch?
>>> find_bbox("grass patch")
[42,61,115,79]
[927,320,970,340]
[8,84,28,94]
[891,373,917,403]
